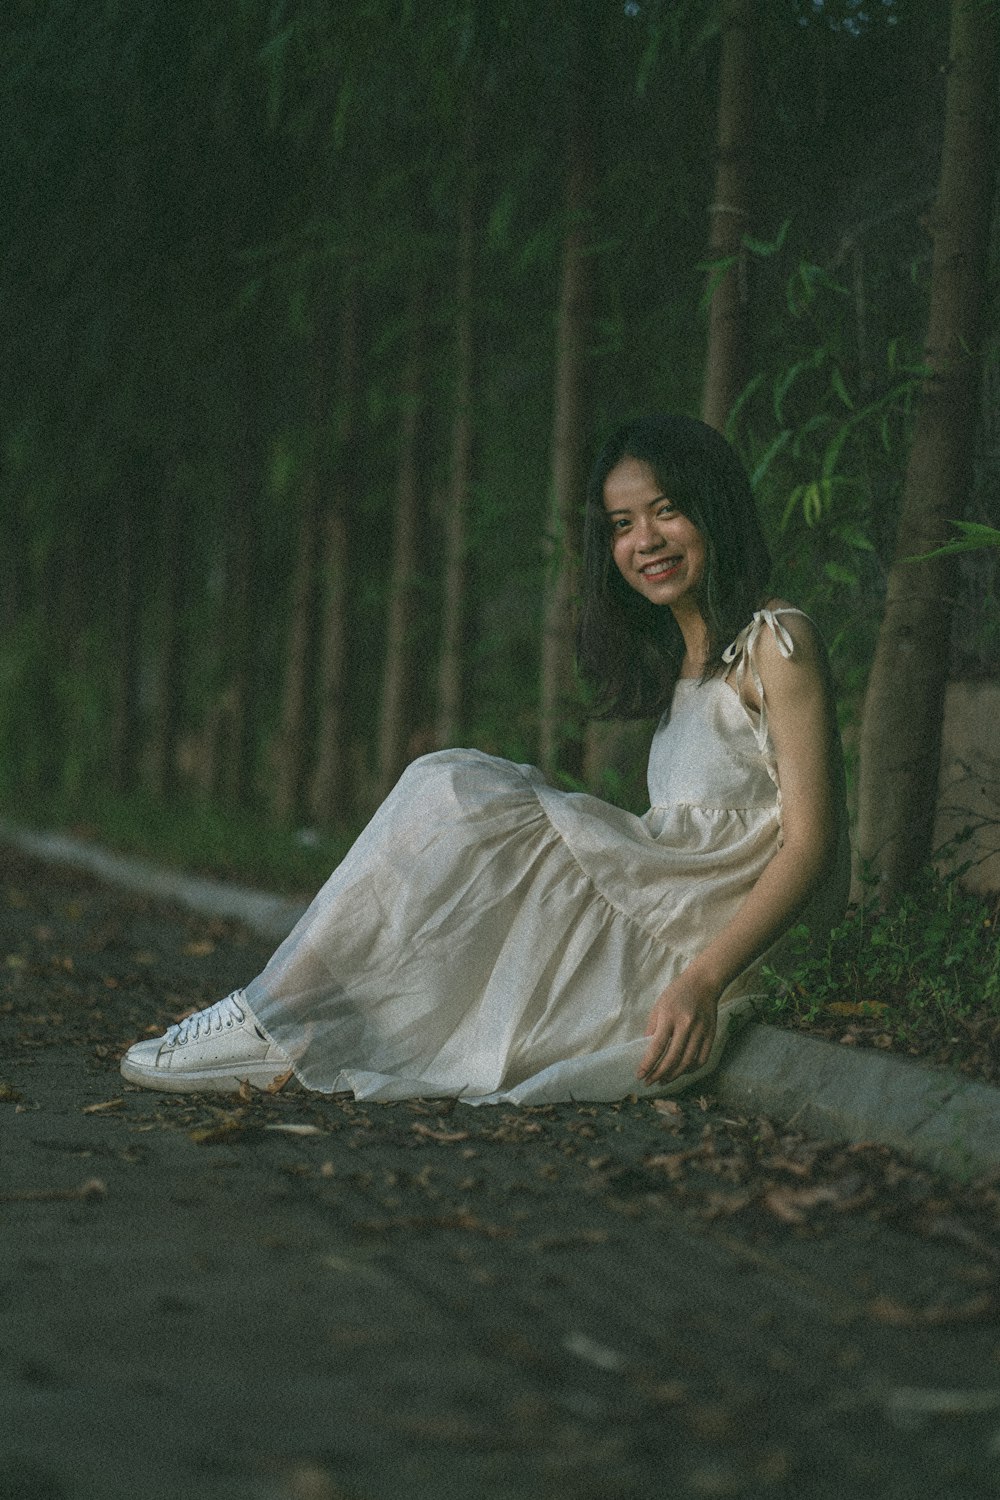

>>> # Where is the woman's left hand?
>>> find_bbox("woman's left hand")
[638,971,719,1085]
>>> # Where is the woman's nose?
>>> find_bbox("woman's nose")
[636,519,662,551]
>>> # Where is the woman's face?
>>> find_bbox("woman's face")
[603,456,706,611]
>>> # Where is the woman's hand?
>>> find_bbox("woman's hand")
[638,970,719,1086]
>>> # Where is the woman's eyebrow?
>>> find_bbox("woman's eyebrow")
[603,494,670,515]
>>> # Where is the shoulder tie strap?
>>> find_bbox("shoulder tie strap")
[721,608,798,750]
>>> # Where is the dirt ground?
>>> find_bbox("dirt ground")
[3,848,1000,1500]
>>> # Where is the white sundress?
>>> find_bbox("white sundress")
[247,608,850,1104]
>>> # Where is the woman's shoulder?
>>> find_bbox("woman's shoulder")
[759,598,824,650]
[751,599,831,690]
[725,598,821,662]
[723,600,829,710]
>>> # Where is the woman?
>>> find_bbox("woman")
[121,415,850,1101]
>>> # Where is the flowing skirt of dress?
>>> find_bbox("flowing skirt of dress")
[245,744,787,1105]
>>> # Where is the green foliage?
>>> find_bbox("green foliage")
[760,868,1000,1046]
[906,520,1000,562]
[728,232,930,747]
[0,0,987,839]
[7,787,358,896]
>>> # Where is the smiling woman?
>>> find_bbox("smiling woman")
[604,458,707,621]
[578,414,773,721]
[120,415,850,1105]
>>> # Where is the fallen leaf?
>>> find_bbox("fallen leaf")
[183,940,215,957]
[760,1155,812,1178]
[82,1097,125,1114]
[0,1082,24,1103]
[354,1210,509,1237]
[0,1177,107,1204]
[189,1117,247,1145]
[653,1098,684,1117]
[764,1184,839,1224]
[533,1229,609,1251]
[411,1122,471,1143]
[701,1189,756,1218]
[265,1123,322,1136]
[645,1151,693,1180]
[562,1331,627,1372]
[650,1380,688,1405]
[265,1069,293,1094]
[869,1293,996,1327]
[885,1386,1000,1420]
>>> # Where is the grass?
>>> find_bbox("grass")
[3,786,359,896]
[761,869,1000,1084]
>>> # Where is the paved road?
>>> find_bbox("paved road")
[2,851,1000,1500]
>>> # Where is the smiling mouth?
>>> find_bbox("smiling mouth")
[639,557,682,580]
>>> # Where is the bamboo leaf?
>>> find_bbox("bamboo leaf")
[773,349,824,424]
[724,372,765,439]
[905,520,1000,563]
[802,482,822,527]
[697,255,738,315]
[780,484,805,531]
[750,429,792,490]
[831,366,854,410]
[834,523,876,553]
[821,421,852,482]
[742,218,791,258]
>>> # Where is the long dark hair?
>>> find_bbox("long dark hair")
[576,414,772,720]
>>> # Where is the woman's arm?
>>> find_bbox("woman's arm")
[638,612,841,1085]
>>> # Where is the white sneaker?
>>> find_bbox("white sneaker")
[120,990,293,1093]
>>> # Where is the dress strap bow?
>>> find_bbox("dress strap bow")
[721,608,799,751]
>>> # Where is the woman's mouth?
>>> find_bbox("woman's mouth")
[639,556,682,581]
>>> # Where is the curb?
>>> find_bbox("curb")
[714,1024,999,1183]
[0,822,308,942]
[3,822,998,1181]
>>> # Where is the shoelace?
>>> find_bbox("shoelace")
[166,990,246,1048]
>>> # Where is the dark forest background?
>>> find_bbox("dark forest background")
[2,0,998,893]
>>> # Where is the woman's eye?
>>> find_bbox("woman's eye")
[657,503,675,517]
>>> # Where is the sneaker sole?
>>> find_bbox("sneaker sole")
[119,1057,291,1093]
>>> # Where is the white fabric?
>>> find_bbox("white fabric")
[246,609,850,1104]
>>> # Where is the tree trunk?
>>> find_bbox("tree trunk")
[855,0,997,897]
[435,112,477,751]
[377,274,426,801]
[539,29,594,779]
[310,271,360,827]
[700,0,755,435]
[110,487,143,794]
[272,478,320,826]
[212,436,260,810]
[149,488,188,804]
